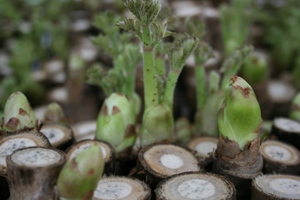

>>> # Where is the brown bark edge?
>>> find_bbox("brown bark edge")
[6,147,66,200]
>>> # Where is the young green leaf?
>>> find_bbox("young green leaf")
[241,52,268,85]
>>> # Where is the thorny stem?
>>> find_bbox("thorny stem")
[143,46,159,108]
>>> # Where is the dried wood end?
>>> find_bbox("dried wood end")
[93,176,151,200]
[252,174,300,200]
[155,172,235,200]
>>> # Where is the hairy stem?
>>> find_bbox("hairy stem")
[143,46,159,108]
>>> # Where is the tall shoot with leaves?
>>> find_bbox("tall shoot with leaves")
[194,45,253,136]
[88,11,142,113]
[220,0,254,56]
[87,11,141,154]
[118,0,198,147]
[185,18,214,135]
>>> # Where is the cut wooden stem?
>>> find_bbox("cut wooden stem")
[271,117,300,150]
[251,174,300,200]
[187,136,218,158]
[0,130,51,174]
[40,124,74,151]
[71,120,96,142]
[134,141,200,189]
[187,136,218,170]
[93,176,151,200]
[6,147,66,200]
[0,130,51,199]
[267,80,296,118]
[155,172,236,200]
[260,140,300,175]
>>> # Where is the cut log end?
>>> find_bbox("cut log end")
[6,147,66,200]
[252,174,300,200]
[272,118,300,150]
[93,176,151,200]
[260,140,300,174]
[10,147,64,167]
[71,120,96,142]
[187,136,218,157]
[155,172,236,200]
[135,142,201,190]
[40,124,74,151]
[0,130,51,174]
[274,118,300,133]
[141,143,200,178]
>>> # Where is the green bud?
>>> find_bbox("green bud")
[139,104,174,147]
[57,145,104,199]
[96,93,136,154]
[290,93,300,122]
[2,91,37,132]
[218,76,262,150]
[44,102,66,124]
[242,53,268,85]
